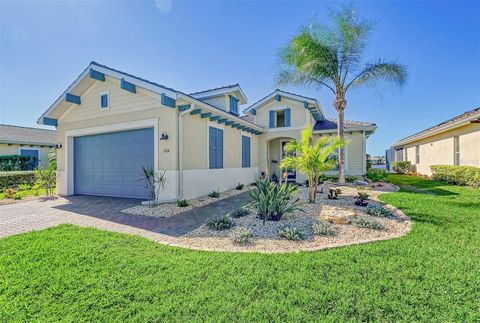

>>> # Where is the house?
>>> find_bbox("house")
[37,62,376,201]
[388,107,480,175]
[0,124,56,170]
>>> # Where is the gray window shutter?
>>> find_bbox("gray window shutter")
[269,110,275,128]
[285,108,291,127]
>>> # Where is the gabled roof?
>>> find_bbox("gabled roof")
[244,89,324,121]
[37,62,265,133]
[313,118,377,136]
[392,107,480,147]
[189,84,248,104]
[0,124,56,146]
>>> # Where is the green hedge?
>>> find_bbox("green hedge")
[0,171,38,191]
[431,165,480,187]
[366,168,388,182]
[391,161,412,174]
[0,155,38,171]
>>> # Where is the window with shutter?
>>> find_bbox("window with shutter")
[269,110,275,128]
[242,136,250,168]
[209,127,223,169]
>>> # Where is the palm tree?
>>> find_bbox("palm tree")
[280,125,346,203]
[278,6,407,183]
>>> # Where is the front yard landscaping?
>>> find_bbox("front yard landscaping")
[0,175,479,321]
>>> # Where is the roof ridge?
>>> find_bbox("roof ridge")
[244,89,318,112]
[0,124,56,132]
[189,84,240,95]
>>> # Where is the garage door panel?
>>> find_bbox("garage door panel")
[74,127,153,199]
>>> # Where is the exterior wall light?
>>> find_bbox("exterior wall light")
[160,132,169,140]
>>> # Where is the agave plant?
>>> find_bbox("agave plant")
[246,177,304,225]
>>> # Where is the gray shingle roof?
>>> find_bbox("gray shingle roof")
[0,124,56,146]
[189,84,240,96]
[313,118,376,131]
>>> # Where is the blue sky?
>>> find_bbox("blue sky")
[1,0,479,155]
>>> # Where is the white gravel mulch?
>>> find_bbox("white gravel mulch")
[121,187,250,218]
[175,182,412,253]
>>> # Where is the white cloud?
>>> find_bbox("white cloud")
[155,0,172,14]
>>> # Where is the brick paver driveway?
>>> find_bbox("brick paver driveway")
[0,193,249,244]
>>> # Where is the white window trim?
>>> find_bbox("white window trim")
[206,122,225,169]
[99,90,109,110]
[64,118,159,195]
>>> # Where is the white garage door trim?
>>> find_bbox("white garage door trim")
[64,118,159,196]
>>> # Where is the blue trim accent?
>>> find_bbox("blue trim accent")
[201,112,212,119]
[190,108,202,115]
[304,101,309,109]
[285,108,291,127]
[217,118,227,124]
[65,93,81,104]
[225,121,234,126]
[229,95,239,115]
[43,117,58,127]
[251,109,256,116]
[178,104,191,111]
[100,94,108,108]
[242,135,251,168]
[275,94,281,101]
[161,93,176,108]
[210,116,220,121]
[269,110,275,128]
[209,126,223,169]
[89,69,105,82]
[120,78,136,93]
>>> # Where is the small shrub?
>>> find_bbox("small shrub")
[278,225,305,241]
[13,192,22,200]
[312,221,336,236]
[316,174,358,184]
[32,182,41,196]
[392,161,412,174]
[176,199,189,207]
[232,228,253,245]
[366,168,388,182]
[366,205,393,217]
[3,188,17,199]
[235,183,244,190]
[431,165,480,187]
[0,171,38,190]
[18,183,31,191]
[206,216,234,230]
[230,208,250,218]
[353,215,384,230]
[208,190,221,198]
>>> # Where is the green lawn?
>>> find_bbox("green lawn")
[0,188,46,200]
[1,175,479,321]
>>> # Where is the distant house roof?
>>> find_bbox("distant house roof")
[0,124,56,146]
[189,84,248,104]
[392,107,480,147]
[313,118,377,136]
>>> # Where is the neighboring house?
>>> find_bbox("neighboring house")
[37,62,376,201]
[388,107,480,175]
[0,124,56,170]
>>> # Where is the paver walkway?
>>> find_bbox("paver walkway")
[0,192,249,242]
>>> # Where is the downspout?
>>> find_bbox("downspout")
[177,104,191,199]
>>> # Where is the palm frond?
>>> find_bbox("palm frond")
[346,60,408,91]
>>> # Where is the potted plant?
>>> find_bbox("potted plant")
[354,186,369,206]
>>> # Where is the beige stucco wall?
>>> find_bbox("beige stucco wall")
[0,143,53,169]
[255,97,311,129]
[182,113,259,170]
[395,123,480,175]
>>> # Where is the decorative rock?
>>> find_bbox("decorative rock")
[355,180,369,186]
[321,209,356,224]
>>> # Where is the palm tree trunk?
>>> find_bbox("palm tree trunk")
[334,96,347,184]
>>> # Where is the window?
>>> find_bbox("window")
[454,136,460,165]
[415,145,420,164]
[242,135,250,168]
[209,127,223,169]
[269,109,291,128]
[100,91,109,109]
[229,96,239,115]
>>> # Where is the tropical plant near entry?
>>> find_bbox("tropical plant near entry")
[142,166,166,207]
[246,177,304,225]
[36,168,56,198]
[280,125,346,203]
[278,6,407,183]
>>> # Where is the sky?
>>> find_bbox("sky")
[0,0,479,156]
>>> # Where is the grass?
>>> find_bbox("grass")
[0,175,479,321]
[0,188,46,200]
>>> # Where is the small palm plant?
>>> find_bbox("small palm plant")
[278,6,407,183]
[142,166,166,206]
[246,177,304,225]
[280,125,346,203]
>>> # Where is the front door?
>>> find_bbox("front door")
[281,140,296,182]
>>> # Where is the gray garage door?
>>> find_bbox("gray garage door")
[74,128,154,199]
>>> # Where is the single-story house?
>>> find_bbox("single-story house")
[37,62,376,201]
[388,107,480,175]
[0,124,56,170]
